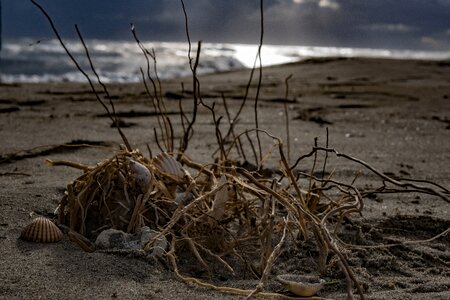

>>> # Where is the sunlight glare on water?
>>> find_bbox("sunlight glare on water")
[0,38,449,83]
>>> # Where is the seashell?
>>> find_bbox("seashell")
[95,228,129,250]
[128,159,152,190]
[153,152,184,180]
[20,217,64,243]
[276,274,325,297]
[175,187,195,205]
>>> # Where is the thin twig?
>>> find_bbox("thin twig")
[283,74,293,163]
[247,218,287,299]
[315,147,449,203]
[30,0,131,151]
[253,0,265,166]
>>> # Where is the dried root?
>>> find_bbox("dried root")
[52,137,448,300]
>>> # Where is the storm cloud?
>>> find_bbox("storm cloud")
[2,0,449,50]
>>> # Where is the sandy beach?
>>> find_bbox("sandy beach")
[1,57,449,299]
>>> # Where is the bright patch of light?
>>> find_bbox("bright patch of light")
[318,0,340,10]
[366,23,416,33]
[293,0,340,10]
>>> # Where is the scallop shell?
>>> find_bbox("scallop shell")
[153,153,184,180]
[277,274,325,297]
[20,217,64,243]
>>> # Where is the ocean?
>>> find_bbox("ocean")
[1,38,449,83]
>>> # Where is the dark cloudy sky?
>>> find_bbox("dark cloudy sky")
[2,0,450,50]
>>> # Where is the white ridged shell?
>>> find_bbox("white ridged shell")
[277,274,325,297]
[153,153,184,180]
[20,217,64,243]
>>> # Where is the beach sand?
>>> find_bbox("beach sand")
[1,57,449,299]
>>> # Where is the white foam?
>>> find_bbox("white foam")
[0,38,449,83]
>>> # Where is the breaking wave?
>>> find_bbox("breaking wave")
[1,38,449,83]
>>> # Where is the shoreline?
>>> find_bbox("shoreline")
[1,39,449,83]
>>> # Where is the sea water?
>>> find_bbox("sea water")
[0,38,449,83]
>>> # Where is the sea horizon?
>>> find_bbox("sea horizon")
[1,38,449,83]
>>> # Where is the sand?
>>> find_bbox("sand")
[0,57,449,299]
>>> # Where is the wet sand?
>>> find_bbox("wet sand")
[1,57,449,299]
